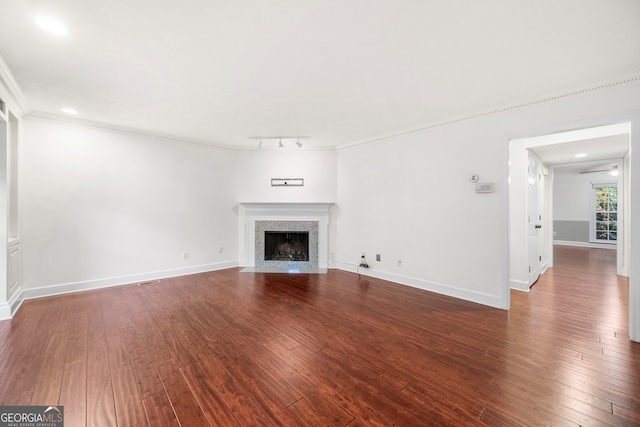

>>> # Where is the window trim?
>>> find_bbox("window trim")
[589,181,618,244]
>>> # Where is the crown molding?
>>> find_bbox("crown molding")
[25,110,338,152]
[20,70,640,152]
[0,54,29,117]
[24,110,240,151]
[338,71,640,150]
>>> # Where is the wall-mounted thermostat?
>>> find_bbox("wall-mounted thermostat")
[475,182,493,193]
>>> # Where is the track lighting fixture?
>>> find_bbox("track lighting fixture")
[248,136,311,149]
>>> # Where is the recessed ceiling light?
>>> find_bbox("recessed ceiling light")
[35,16,69,35]
[575,153,587,158]
[61,108,78,115]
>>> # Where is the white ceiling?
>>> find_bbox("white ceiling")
[529,134,630,165]
[1,1,639,149]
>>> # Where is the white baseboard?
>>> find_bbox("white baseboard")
[0,303,10,320]
[511,262,551,293]
[553,240,617,249]
[541,261,549,275]
[9,260,507,318]
[21,261,238,303]
[0,286,25,320]
[332,262,503,309]
[510,279,530,292]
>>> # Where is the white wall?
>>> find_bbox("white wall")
[21,119,239,293]
[336,117,506,308]
[236,149,337,203]
[553,170,593,220]
[336,80,640,310]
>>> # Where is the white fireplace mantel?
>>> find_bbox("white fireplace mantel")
[238,203,332,269]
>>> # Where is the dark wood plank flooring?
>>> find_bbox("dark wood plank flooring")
[1,246,638,426]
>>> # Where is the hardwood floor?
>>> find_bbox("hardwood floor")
[1,245,638,426]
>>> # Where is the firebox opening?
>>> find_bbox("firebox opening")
[264,231,309,261]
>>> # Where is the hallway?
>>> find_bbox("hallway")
[505,245,638,425]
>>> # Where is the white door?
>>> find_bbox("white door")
[528,154,541,285]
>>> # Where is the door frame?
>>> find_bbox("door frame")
[527,152,543,286]
[506,112,639,343]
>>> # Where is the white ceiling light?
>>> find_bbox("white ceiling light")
[575,153,588,158]
[61,108,78,115]
[35,16,69,35]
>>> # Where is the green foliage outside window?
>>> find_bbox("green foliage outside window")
[595,187,617,242]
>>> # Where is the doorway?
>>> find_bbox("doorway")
[508,119,639,342]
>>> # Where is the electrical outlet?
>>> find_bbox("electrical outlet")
[397,259,403,267]
[182,251,189,260]
[376,254,381,262]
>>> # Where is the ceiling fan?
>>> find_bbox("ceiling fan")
[579,163,618,176]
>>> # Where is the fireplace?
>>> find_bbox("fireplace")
[254,220,318,271]
[239,203,332,273]
[264,231,309,261]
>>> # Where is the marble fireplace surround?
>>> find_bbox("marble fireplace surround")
[239,203,332,273]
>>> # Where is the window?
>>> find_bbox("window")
[590,183,617,243]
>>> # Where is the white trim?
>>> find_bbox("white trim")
[0,302,11,320]
[502,126,511,309]
[0,286,25,320]
[24,112,337,152]
[24,112,241,151]
[510,279,530,292]
[629,112,640,342]
[339,73,640,150]
[333,263,503,309]
[239,203,332,269]
[588,181,619,244]
[0,55,28,117]
[20,261,237,302]
[7,71,640,153]
[553,240,617,249]
[0,303,9,320]
[541,261,549,275]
